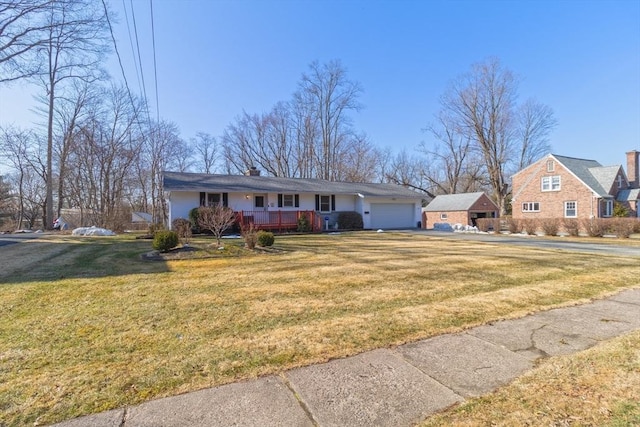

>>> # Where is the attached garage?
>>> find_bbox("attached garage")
[369,203,416,229]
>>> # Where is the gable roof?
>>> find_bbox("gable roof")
[550,154,622,197]
[617,188,640,202]
[163,171,423,199]
[423,192,496,212]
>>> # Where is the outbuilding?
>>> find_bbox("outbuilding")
[422,192,499,229]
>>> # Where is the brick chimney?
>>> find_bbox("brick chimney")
[627,150,639,188]
[245,166,260,176]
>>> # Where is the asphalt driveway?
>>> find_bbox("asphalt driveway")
[409,230,640,257]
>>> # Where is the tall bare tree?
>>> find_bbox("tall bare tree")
[438,58,556,214]
[515,98,556,170]
[34,0,110,229]
[295,60,362,180]
[192,132,218,174]
[0,0,57,82]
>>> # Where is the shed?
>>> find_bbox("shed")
[422,192,499,229]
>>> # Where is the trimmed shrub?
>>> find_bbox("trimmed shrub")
[610,217,635,238]
[540,218,560,236]
[297,213,312,232]
[172,218,192,244]
[475,218,491,232]
[563,218,580,237]
[188,207,201,233]
[521,218,537,235]
[153,230,179,252]
[581,218,606,237]
[505,217,520,234]
[242,224,258,249]
[337,211,363,229]
[257,230,275,247]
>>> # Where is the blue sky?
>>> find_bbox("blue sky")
[1,0,639,169]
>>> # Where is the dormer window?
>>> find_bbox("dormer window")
[617,175,623,189]
[546,160,555,172]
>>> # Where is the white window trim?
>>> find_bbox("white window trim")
[603,199,613,217]
[440,213,448,220]
[564,201,577,218]
[547,160,554,172]
[541,175,561,192]
[282,194,295,207]
[319,195,331,212]
[522,202,540,212]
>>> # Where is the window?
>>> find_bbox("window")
[603,199,613,217]
[522,202,540,212]
[542,175,561,191]
[440,213,448,220]
[207,193,221,206]
[277,193,299,208]
[564,201,577,218]
[547,160,555,172]
[617,175,623,189]
[320,195,331,212]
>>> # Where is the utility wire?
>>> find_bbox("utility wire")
[150,0,160,123]
[121,0,143,98]
[129,0,153,126]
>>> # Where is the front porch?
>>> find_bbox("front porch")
[235,210,323,232]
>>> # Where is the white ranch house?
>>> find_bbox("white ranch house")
[163,170,424,231]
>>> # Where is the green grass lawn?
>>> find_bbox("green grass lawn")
[1,232,639,426]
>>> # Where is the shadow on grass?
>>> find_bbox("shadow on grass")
[0,236,172,285]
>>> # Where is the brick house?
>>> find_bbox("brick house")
[511,151,640,221]
[422,192,499,229]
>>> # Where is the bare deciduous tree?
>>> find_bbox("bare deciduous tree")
[197,205,236,247]
[438,58,556,214]
[516,98,556,170]
[192,132,218,174]
[295,60,362,180]
[35,0,110,229]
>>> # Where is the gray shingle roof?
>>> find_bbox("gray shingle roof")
[163,172,423,199]
[617,188,640,202]
[423,192,490,212]
[552,154,618,197]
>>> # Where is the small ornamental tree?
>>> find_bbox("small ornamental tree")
[257,230,275,247]
[172,218,192,245]
[197,205,237,246]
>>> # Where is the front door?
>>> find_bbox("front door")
[254,195,267,211]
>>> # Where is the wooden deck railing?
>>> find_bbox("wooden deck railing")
[235,210,321,232]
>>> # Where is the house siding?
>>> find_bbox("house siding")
[512,156,600,220]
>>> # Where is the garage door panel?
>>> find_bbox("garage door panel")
[370,203,414,229]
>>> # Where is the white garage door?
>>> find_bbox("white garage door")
[370,203,415,229]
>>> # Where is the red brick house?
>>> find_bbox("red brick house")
[422,192,499,229]
[511,151,640,221]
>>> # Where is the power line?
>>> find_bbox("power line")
[129,0,152,125]
[150,0,160,123]
[121,0,143,98]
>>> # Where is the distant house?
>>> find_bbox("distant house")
[422,192,499,229]
[511,151,640,221]
[163,169,424,231]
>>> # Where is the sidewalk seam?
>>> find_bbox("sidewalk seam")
[278,372,319,427]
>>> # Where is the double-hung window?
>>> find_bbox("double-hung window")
[541,176,561,191]
[564,201,577,218]
[603,199,613,217]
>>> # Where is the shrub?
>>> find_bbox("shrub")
[581,218,606,237]
[148,222,165,234]
[172,218,192,244]
[521,218,537,235]
[188,207,201,233]
[505,217,520,233]
[540,218,560,236]
[257,230,275,247]
[297,213,312,232]
[634,219,640,234]
[152,230,179,252]
[613,202,629,217]
[563,218,580,236]
[242,224,258,249]
[610,217,636,238]
[475,218,491,232]
[337,211,363,229]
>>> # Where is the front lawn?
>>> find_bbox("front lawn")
[1,232,639,426]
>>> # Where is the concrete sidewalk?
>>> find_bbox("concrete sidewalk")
[51,288,640,427]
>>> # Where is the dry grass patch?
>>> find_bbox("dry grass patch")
[422,330,640,426]
[1,232,639,426]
